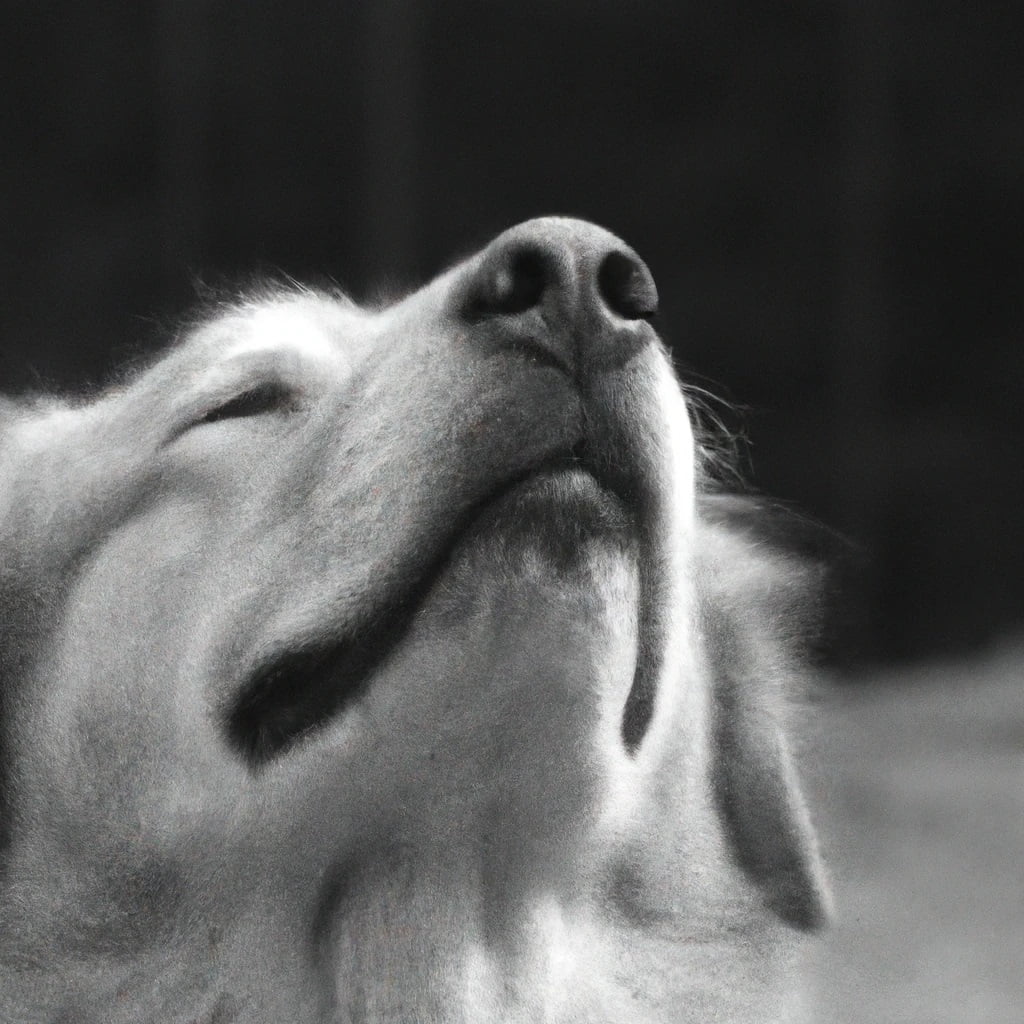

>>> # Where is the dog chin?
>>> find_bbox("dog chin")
[458,467,638,568]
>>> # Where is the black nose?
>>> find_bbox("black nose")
[459,217,658,375]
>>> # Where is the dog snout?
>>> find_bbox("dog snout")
[456,217,658,377]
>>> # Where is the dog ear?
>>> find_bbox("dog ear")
[697,497,832,931]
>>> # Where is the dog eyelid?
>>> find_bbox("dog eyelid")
[198,380,297,425]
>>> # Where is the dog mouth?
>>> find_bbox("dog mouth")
[226,460,636,766]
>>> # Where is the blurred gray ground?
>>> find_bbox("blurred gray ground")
[799,644,1024,1023]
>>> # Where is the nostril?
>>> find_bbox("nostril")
[466,246,548,319]
[597,250,659,322]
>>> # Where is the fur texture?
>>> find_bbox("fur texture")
[0,218,828,1023]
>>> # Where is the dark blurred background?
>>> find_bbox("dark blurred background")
[2,1,1021,667]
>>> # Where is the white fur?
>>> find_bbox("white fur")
[0,219,826,1023]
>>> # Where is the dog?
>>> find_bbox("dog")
[0,218,828,1022]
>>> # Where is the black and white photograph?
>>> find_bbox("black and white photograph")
[1,3,1021,1021]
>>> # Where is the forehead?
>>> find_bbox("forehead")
[30,291,377,438]
[186,291,368,367]
[108,290,373,405]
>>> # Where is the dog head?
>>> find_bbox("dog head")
[0,218,828,1022]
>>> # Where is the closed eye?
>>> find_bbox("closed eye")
[200,381,296,424]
